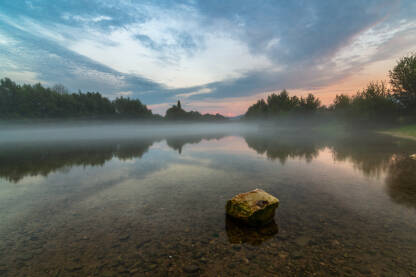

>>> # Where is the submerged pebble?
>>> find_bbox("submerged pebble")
[183,264,200,273]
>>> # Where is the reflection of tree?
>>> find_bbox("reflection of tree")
[244,129,416,210]
[0,134,227,183]
[166,134,225,154]
[244,132,323,164]
[225,216,278,245]
[0,139,155,183]
[245,131,416,180]
[385,155,416,209]
[329,134,400,178]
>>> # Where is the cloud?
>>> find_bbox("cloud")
[66,7,272,88]
[114,91,133,98]
[176,88,212,98]
[0,71,42,84]
[62,14,112,23]
[0,0,415,115]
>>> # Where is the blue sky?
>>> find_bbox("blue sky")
[0,0,415,115]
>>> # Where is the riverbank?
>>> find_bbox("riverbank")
[379,125,416,141]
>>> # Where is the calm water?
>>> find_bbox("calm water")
[1,124,416,276]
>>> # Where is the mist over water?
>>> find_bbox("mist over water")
[1,122,416,276]
[0,122,258,143]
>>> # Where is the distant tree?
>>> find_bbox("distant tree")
[165,100,226,121]
[0,78,155,119]
[332,94,351,110]
[267,90,296,115]
[245,90,321,119]
[52,84,68,95]
[113,97,152,118]
[349,81,398,124]
[245,99,268,119]
[165,103,187,120]
[299,94,321,113]
[389,53,416,113]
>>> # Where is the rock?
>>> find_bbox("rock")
[0,266,7,274]
[65,264,83,272]
[226,189,279,226]
[295,236,310,247]
[278,251,288,259]
[330,240,340,247]
[232,245,242,251]
[17,253,33,261]
[183,264,199,273]
[292,250,303,259]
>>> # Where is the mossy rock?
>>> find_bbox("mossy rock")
[226,189,279,226]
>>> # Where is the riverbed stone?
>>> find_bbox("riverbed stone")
[226,189,279,226]
[183,264,199,273]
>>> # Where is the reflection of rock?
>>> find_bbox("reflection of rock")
[386,155,416,209]
[226,189,279,226]
[225,216,278,245]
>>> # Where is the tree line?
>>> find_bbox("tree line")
[0,78,154,119]
[245,53,416,125]
[165,100,226,121]
[0,78,226,121]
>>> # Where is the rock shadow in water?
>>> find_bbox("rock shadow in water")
[225,215,278,246]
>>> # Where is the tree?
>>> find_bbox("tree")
[299,94,321,113]
[267,90,296,115]
[165,100,226,121]
[113,97,151,118]
[389,53,416,112]
[0,77,154,119]
[332,94,351,110]
[245,99,268,119]
[52,84,68,95]
[245,90,322,119]
[350,81,398,123]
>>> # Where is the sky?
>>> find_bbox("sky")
[0,0,415,116]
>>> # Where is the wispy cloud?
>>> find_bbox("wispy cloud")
[0,0,415,115]
[176,88,212,98]
[115,91,133,98]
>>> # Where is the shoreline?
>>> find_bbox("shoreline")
[379,125,416,141]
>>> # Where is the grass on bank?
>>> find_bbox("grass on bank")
[381,125,416,141]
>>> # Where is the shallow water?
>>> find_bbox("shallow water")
[1,125,416,276]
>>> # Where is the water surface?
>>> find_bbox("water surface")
[1,125,416,276]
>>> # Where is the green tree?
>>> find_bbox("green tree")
[350,81,398,124]
[0,78,155,119]
[389,53,416,112]
[299,94,321,113]
[245,99,268,119]
[165,100,225,121]
[113,97,151,118]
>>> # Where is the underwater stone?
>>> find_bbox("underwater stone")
[226,189,279,226]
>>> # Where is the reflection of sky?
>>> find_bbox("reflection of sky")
[1,1,416,115]
[1,134,416,235]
